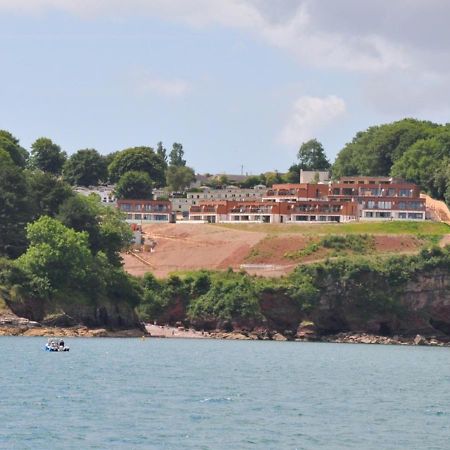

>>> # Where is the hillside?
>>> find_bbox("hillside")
[122,222,450,278]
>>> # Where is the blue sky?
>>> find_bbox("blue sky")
[1,1,449,174]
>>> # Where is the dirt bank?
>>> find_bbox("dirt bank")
[122,223,430,278]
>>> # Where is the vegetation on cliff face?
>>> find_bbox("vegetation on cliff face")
[0,132,142,328]
[135,246,450,336]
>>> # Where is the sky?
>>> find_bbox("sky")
[1,0,449,174]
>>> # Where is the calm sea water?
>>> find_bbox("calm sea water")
[1,337,449,450]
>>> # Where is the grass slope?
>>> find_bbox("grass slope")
[217,221,450,236]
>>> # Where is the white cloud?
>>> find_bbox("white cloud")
[3,0,450,115]
[279,95,346,146]
[0,0,412,72]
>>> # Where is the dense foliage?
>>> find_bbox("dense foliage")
[0,130,28,167]
[332,119,450,203]
[297,139,330,170]
[166,165,196,192]
[0,136,138,322]
[63,149,108,186]
[29,137,67,175]
[108,147,166,186]
[134,246,450,328]
[115,171,153,200]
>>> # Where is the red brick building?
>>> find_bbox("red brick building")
[117,199,173,223]
[189,177,425,223]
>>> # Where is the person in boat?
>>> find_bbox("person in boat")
[59,339,65,348]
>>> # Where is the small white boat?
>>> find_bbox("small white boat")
[45,338,70,352]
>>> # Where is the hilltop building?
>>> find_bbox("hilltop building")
[117,199,173,223]
[299,169,330,184]
[74,185,116,205]
[188,177,426,223]
[163,185,267,219]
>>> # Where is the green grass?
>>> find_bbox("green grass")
[216,221,450,236]
[285,234,375,260]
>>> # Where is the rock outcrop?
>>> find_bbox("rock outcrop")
[196,268,450,343]
[5,295,144,332]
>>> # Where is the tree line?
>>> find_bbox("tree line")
[283,119,450,205]
[0,131,197,200]
[332,118,450,204]
[0,132,142,318]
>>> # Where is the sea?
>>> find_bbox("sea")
[1,337,449,450]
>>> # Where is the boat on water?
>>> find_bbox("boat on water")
[45,338,70,352]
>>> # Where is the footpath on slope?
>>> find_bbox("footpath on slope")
[422,193,450,224]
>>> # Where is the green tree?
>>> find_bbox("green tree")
[166,166,196,192]
[57,195,102,253]
[169,142,186,167]
[115,171,153,199]
[156,141,168,165]
[57,195,131,266]
[284,164,301,183]
[391,131,450,198]
[17,216,93,297]
[96,206,133,266]
[63,149,107,186]
[29,137,67,174]
[433,160,450,205]
[332,119,439,178]
[297,139,330,170]
[261,171,283,187]
[0,130,28,167]
[102,151,119,182]
[26,171,73,219]
[239,175,263,188]
[0,151,32,258]
[108,146,166,186]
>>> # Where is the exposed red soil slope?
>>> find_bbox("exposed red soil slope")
[122,224,426,279]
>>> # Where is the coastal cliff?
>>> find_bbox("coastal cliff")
[137,247,450,342]
[2,247,450,342]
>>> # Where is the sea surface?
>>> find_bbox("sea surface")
[1,337,450,450]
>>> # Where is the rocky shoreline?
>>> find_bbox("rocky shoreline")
[2,314,450,346]
[207,330,450,346]
[0,314,145,338]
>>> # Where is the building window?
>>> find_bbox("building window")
[408,213,423,219]
[378,201,391,209]
[135,214,142,220]
[399,189,411,197]
[409,201,422,210]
